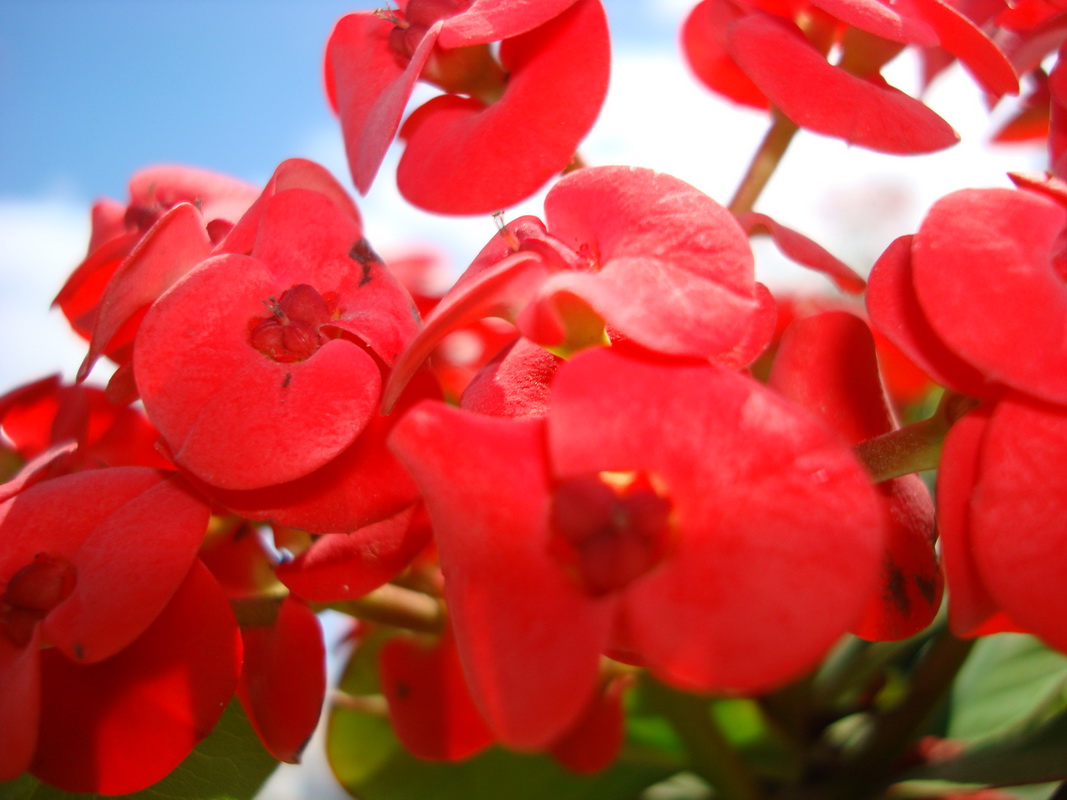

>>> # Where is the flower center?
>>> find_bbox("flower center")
[248,284,331,363]
[549,471,673,597]
[1,552,77,646]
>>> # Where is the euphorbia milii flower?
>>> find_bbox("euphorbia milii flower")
[133,184,420,510]
[0,463,237,791]
[236,595,325,764]
[378,627,626,770]
[0,375,168,473]
[867,187,1067,405]
[768,311,941,640]
[866,186,1067,651]
[383,165,769,410]
[683,0,1017,153]
[54,165,258,344]
[937,397,1067,651]
[390,348,883,747]
[325,0,609,213]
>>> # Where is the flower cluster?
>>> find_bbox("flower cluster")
[4,0,1067,798]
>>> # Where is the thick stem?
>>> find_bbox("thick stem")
[853,416,946,483]
[318,583,445,635]
[729,110,799,217]
[823,627,975,800]
[854,392,980,483]
[643,677,766,800]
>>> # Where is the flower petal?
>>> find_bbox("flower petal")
[970,398,1067,651]
[396,0,609,213]
[31,560,240,794]
[729,14,959,153]
[237,596,325,763]
[550,349,884,691]
[539,166,759,358]
[912,188,1067,404]
[389,402,613,747]
[866,235,996,397]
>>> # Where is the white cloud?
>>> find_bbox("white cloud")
[0,198,93,390]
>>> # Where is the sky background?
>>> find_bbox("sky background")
[0,2,1050,797]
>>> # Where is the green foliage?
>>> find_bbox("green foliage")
[948,634,1067,743]
[0,700,278,800]
[892,634,1067,793]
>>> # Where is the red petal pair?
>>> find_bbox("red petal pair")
[383,166,765,410]
[390,348,883,747]
[868,187,1067,405]
[326,0,608,213]
[133,184,420,531]
[938,398,1067,650]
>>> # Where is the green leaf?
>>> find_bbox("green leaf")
[327,631,681,800]
[948,634,1067,743]
[898,707,1067,788]
[0,699,279,800]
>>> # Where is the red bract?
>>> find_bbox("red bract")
[31,561,239,794]
[379,630,496,761]
[386,248,520,403]
[768,312,941,640]
[735,212,867,294]
[236,595,325,764]
[379,628,625,770]
[276,505,432,602]
[868,187,1067,405]
[938,397,1067,650]
[325,0,609,214]
[390,348,883,747]
[729,14,961,154]
[0,375,168,473]
[0,466,221,788]
[684,0,1017,153]
[54,165,258,344]
[133,184,420,516]
[383,165,765,410]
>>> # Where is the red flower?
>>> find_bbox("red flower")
[54,165,258,347]
[132,178,421,532]
[683,0,1017,153]
[867,186,1067,651]
[390,348,883,747]
[867,187,1067,405]
[0,464,238,792]
[383,165,770,410]
[325,0,609,213]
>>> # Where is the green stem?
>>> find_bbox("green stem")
[643,677,766,800]
[729,110,799,217]
[317,583,445,635]
[824,626,975,800]
[854,392,979,483]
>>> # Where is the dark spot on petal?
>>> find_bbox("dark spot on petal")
[914,573,937,605]
[282,372,292,389]
[74,642,84,660]
[395,681,410,700]
[349,238,382,286]
[883,557,910,615]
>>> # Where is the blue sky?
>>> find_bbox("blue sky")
[0,1,682,199]
[0,0,1044,393]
